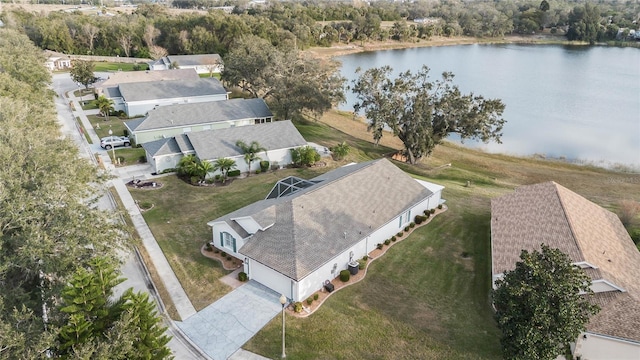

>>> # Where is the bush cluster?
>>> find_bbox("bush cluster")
[391,236,397,242]
[376,243,384,250]
[415,215,428,224]
[238,272,248,282]
[306,297,313,305]
[384,239,391,245]
[339,270,350,282]
[293,302,303,313]
[228,169,241,177]
[397,231,403,237]
[260,160,270,172]
[313,293,319,301]
[404,226,410,232]
[437,204,443,210]
[221,251,227,257]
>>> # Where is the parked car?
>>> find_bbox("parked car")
[100,136,130,149]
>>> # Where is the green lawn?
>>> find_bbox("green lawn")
[106,147,146,167]
[81,99,98,110]
[89,115,128,138]
[126,112,640,354]
[128,167,330,313]
[199,73,221,79]
[93,62,149,72]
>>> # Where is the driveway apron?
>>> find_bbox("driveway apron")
[177,281,282,360]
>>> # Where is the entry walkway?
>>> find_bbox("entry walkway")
[177,281,282,360]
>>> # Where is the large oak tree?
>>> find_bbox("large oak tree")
[352,65,506,164]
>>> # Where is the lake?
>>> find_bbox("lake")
[337,44,640,169]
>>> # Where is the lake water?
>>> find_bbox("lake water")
[337,44,640,169]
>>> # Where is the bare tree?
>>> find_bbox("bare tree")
[149,45,168,60]
[143,24,160,48]
[119,33,133,57]
[82,23,99,54]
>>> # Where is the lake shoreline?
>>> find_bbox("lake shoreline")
[306,34,583,59]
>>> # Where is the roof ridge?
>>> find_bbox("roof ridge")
[553,182,588,262]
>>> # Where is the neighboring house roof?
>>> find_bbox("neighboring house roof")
[491,181,640,343]
[104,86,122,98]
[186,120,304,160]
[167,54,222,67]
[116,78,226,102]
[143,120,305,159]
[214,159,434,281]
[126,98,272,132]
[95,69,199,90]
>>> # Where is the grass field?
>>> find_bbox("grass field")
[128,108,639,355]
[93,62,148,72]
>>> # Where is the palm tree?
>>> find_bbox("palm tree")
[176,154,198,177]
[95,95,114,121]
[213,158,237,183]
[235,140,266,175]
[330,141,350,160]
[197,160,214,182]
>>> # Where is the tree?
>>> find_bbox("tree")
[290,146,320,167]
[235,140,266,175]
[492,245,599,360]
[330,141,350,160]
[352,66,505,164]
[58,257,171,359]
[95,95,114,120]
[539,0,550,12]
[176,154,212,182]
[70,60,97,89]
[222,36,345,119]
[212,157,237,183]
[567,3,603,44]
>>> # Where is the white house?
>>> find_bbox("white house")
[125,98,273,145]
[104,77,228,117]
[148,54,224,75]
[93,68,199,96]
[491,181,640,360]
[44,51,71,71]
[142,120,305,174]
[207,159,445,302]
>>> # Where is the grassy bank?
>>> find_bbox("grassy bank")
[129,107,638,354]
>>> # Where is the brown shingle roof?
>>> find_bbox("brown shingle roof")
[491,181,640,342]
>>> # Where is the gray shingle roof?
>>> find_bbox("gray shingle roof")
[491,181,640,342]
[117,78,226,102]
[167,54,222,67]
[214,159,435,281]
[96,69,199,90]
[186,120,306,160]
[141,137,182,157]
[126,98,272,132]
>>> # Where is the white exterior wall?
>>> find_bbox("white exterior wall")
[246,260,295,299]
[576,332,640,360]
[134,118,254,145]
[208,222,247,259]
[296,241,367,302]
[152,153,185,173]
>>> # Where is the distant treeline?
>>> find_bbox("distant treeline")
[2,0,638,57]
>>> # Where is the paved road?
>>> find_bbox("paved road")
[52,73,202,360]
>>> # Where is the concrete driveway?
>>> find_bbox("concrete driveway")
[177,281,282,360]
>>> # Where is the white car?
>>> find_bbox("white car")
[100,136,130,149]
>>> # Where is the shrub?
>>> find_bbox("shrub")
[190,176,200,184]
[260,160,270,172]
[293,302,303,313]
[228,169,241,177]
[423,209,429,215]
[376,243,383,250]
[404,226,410,232]
[214,249,220,254]
[255,169,261,174]
[391,236,397,242]
[397,231,403,237]
[221,251,227,257]
[290,146,320,167]
[313,293,319,300]
[138,155,147,163]
[430,208,436,214]
[204,242,212,251]
[238,272,248,282]
[330,141,350,160]
[384,239,391,245]
[161,168,176,174]
[214,174,221,181]
[358,259,367,270]
[362,255,368,261]
[306,297,313,305]
[410,222,416,228]
[339,270,350,282]
[425,212,431,218]
[271,162,280,171]
[437,204,443,209]
[226,256,232,261]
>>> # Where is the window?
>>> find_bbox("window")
[220,232,236,252]
[398,210,411,228]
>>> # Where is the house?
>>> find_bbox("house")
[44,51,71,71]
[491,182,640,360]
[148,54,224,75]
[207,158,445,302]
[104,77,228,117]
[125,98,272,145]
[93,69,200,96]
[142,120,305,174]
